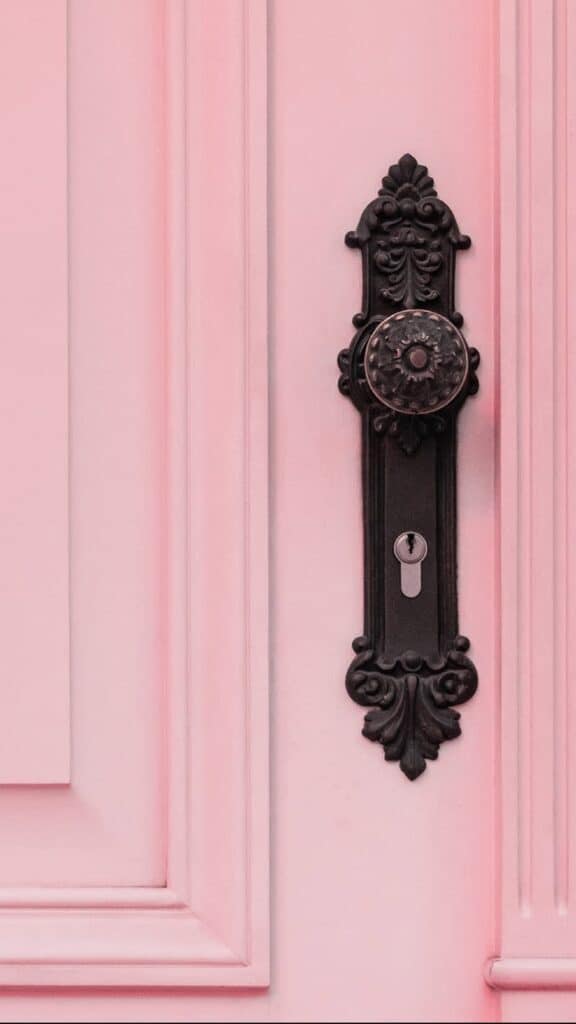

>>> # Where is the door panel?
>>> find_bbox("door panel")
[271,1,496,1021]
[0,0,495,1015]
[1,0,571,1022]
[0,0,268,988]
[0,0,166,885]
[0,0,69,784]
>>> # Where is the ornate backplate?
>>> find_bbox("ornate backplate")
[338,154,479,779]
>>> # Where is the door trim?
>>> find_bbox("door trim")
[0,0,269,989]
[489,0,576,1013]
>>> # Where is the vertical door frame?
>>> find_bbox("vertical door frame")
[488,0,576,1017]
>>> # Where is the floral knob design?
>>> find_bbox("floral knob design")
[364,309,469,415]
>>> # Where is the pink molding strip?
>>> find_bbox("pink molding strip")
[0,0,268,989]
[486,958,576,991]
[0,0,70,783]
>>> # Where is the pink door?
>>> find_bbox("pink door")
[0,1,571,1021]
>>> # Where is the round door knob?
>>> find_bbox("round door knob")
[364,309,469,415]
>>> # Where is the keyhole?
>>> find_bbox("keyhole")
[394,531,428,598]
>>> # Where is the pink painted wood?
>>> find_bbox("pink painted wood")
[0,0,269,985]
[486,1,576,1021]
[2,0,555,1019]
[0,0,69,783]
[0,0,168,892]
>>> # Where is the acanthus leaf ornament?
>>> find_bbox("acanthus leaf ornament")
[338,156,479,779]
[345,154,471,330]
[345,636,478,780]
[373,232,444,308]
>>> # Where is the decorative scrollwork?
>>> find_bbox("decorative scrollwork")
[374,230,443,308]
[365,310,469,415]
[345,636,478,780]
[344,154,470,330]
[372,409,447,456]
[337,348,351,396]
[346,153,470,255]
[339,156,478,779]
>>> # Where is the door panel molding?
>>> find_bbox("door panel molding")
[487,958,576,991]
[0,0,268,988]
[0,0,70,784]
[489,0,576,1015]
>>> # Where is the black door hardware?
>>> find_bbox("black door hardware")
[338,154,479,780]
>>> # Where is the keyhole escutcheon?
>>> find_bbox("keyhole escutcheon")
[394,531,428,598]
